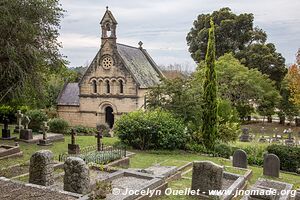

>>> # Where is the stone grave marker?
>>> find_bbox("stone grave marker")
[263,153,280,178]
[14,110,24,133]
[64,157,90,194]
[191,161,223,194]
[38,122,52,146]
[19,115,33,140]
[233,149,248,168]
[68,129,80,154]
[259,127,267,142]
[95,128,103,151]
[29,150,54,186]
[239,128,251,142]
[285,128,295,146]
[1,117,16,140]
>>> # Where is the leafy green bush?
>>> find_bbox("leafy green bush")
[27,109,48,132]
[267,144,300,172]
[241,145,265,166]
[0,105,14,122]
[73,125,96,135]
[214,143,232,159]
[115,109,187,150]
[48,118,69,134]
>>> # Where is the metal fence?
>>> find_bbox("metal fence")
[58,145,126,165]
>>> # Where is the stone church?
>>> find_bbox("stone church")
[57,8,164,128]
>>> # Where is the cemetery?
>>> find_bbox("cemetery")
[1,1,300,200]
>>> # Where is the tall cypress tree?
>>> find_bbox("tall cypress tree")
[201,19,218,150]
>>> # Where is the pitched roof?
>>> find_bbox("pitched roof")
[117,43,162,88]
[57,83,79,106]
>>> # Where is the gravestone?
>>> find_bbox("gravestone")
[64,157,90,194]
[191,161,223,194]
[38,122,52,146]
[240,128,251,142]
[29,150,54,186]
[272,128,281,143]
[259,127,267,142]
[95,128,103,151]
[14,110,24,133]
[1,118,15,140]
[285,128,295,146]
[233,149,248,168]
[68,129,80,154]
[263,154,280,178]
[19,115,33,140]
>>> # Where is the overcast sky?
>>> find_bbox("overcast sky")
[59,0,300,70]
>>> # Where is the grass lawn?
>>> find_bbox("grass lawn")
[1,123,300,200]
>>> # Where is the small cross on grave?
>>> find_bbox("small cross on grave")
[68,129,80,154]
[38,122,52,146]
[14,110,24,133]
[95,129,103,151]
[20,115,33,140]
[285,128,295,146]
[259,127,267,142]
[1,117,15,140]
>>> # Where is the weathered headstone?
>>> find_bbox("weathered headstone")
[191,161,223,194]
[95,128,103,151]
[38,122,52,146]
[64,157,90,194]
[29,150,54,186]
[14,110,24,133]
[1,118,15,140]
[19,115,33,140]
[240,128,251,142]
[68,129,80,154]
[233,149,248,168]
[263,154,280,178]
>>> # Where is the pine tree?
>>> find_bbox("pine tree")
[201,18,218,150]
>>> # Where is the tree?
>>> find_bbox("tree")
[0,0,66,103]
[187,7,287,87]
[296,48,300,66]
[201,19,218,150]
[195,53,280,120]
[286,64,300,107]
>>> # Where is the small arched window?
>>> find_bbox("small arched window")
[119,80,124,94]
[92,80,97,93]
[106,80,110,94]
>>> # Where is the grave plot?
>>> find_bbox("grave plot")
[99,170,166,200]
[241,178,293,200]
[0,144,23,160]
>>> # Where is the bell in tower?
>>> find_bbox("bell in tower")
[100,6,118,46]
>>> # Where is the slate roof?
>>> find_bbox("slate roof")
[57,83,79,106]
[117,43,162,88]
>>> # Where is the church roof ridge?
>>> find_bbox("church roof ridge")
[116,43,140,50]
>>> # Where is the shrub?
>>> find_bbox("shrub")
[73,125,96,135]
[240,145,265,166]
[214,143,232,159]
[27,109,48,132]
[267,144,300,173]
[115,109,187,150]
[48,118,69,134]
[0,105,14,122]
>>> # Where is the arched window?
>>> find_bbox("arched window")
[119,80,124,94]
[106,80,110,94]
[92,80,97,93]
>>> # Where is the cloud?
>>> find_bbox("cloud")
[59,0,300,67]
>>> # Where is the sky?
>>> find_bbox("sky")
[59,0,300,71]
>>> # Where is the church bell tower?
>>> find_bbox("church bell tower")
[100,6,118,47]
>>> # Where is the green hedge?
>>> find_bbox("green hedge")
[48,118,69,134]
[27,109,48,132]
[115,109,187,150]
[267,144,300,173]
